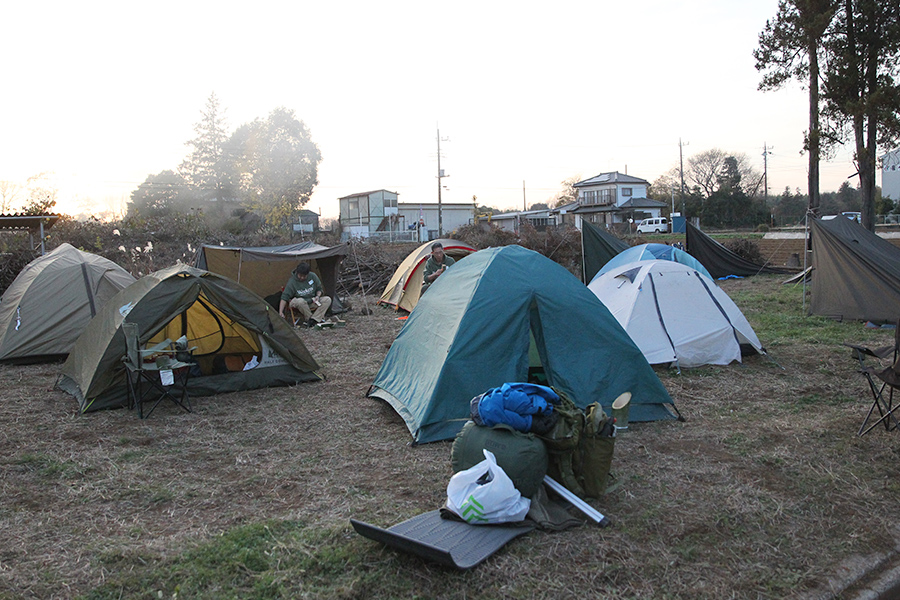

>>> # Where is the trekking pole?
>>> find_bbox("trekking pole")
[543,475,611,527]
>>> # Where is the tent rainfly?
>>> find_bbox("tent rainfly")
[58,265,322,413]
[368,245,677,443]
[589,260,764,368]
[593,242,712,282]
[0,243,136,363]
[810,217,900,322]
[378,239,476,312]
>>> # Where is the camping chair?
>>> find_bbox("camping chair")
[845,321,900,436]
[122,322,194,419]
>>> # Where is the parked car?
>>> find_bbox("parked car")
[637,217,669,234]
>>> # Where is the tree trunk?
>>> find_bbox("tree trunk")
[807,34,821,217]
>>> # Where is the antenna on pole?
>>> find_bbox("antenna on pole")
[679,138,689,215]
[436,125,449,237]
[762,143,774,202]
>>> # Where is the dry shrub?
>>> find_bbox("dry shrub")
[454,221,583,277]
[724,237,763,263]
[453,222,517,249]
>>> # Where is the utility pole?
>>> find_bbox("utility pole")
[762,143,773,202]
[523,181,526,211]
[436,127,449,237]
[679,138,689,214]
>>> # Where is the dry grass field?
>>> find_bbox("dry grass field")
[1,274,899,600]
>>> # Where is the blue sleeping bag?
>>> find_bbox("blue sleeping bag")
[474,383,559,432]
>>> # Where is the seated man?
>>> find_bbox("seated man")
[278,262,332,327]
[421,242,455,294]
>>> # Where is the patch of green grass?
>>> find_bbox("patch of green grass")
[16,453,80,478]
[722,432,751,455]
[117,450,148,462]
[80,520,408,600]
[728,278,894,349]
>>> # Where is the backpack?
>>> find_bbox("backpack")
[537,390,616,499]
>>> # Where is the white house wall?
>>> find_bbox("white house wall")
[884,149,900,201]
[398,204,474,236]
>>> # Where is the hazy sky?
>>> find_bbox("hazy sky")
[1,0,864,220]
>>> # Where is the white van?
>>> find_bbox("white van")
[637,217,668,234]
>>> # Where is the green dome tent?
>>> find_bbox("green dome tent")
[368,245,678,443]
[0,243,136,363]
[58,265,322,413]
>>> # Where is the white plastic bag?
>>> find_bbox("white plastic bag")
[446,449,531,524]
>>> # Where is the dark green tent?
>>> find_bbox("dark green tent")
[59,265,322,413]
[368,245,678,443]
[581,221,629,283]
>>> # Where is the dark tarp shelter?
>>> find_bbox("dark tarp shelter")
[368,245,677,443]
[0,243,135,363]
[810,217,900,322]
[58,265,322,413]
[581,221,630,283]
[193,242,348,311]
[685,222,792,278]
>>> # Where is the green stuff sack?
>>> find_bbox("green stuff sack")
[451,421,548,498]
[579,403,616,498]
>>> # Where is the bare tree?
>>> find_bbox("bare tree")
[551,175,582,208]
[686,150,762,198]
[22,173,58,215]
[0,180,23,213]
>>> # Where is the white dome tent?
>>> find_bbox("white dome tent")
[588,260,764,369]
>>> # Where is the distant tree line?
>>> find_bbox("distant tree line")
[128,93,321,230]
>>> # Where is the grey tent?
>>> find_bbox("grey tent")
[810,217,900,322]
[0,243,135,363]
[685,222,792,278]
[58,265,321,413]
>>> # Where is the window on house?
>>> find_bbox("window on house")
[600,189,615,205]
[622,188,632,197]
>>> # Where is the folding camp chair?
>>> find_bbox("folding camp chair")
[845,321,900,436]
[122,322,194,419]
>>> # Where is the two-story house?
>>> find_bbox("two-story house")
[338,189,400,238]
[571,172,666,229]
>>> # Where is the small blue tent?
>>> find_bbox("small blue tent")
[593,243,712,282]
[368,245,678,443]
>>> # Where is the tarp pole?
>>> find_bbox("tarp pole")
[237,249,243,284]
[803,211,809,315]
[580,221,586,282]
